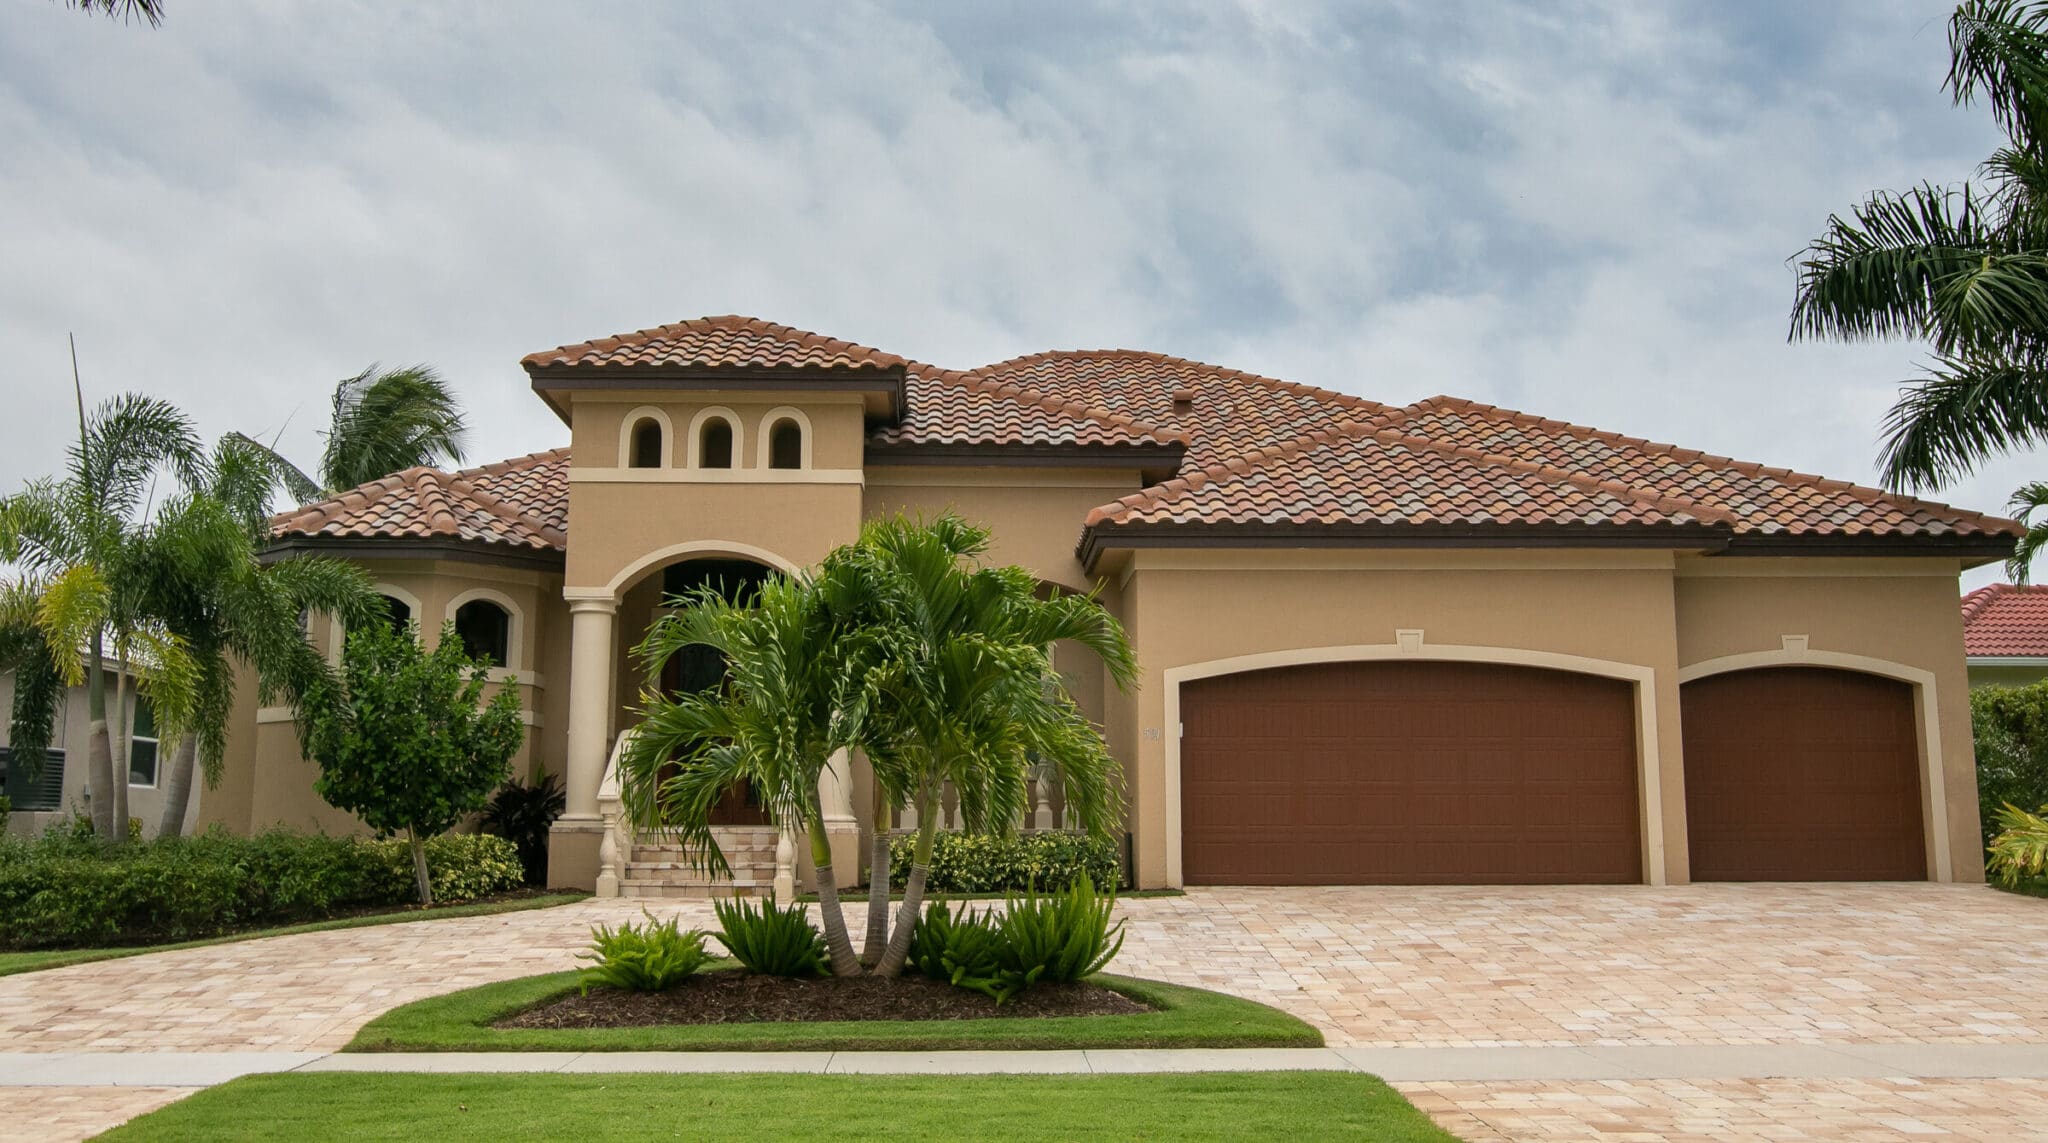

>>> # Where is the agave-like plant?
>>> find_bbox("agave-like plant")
[1988,801,2048,884]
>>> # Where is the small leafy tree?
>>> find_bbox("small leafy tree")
[1970,680,2048,845]
[301,619,523,905]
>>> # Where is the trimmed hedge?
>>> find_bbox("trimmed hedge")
[0,829,524,950]
[888,831,1123,893]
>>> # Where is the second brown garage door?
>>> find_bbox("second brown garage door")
[1180,661,1642,885]
[1680,667,1926,881]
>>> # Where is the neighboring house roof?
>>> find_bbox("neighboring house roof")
[268,315,2024,569]
[1962,583,2048,658]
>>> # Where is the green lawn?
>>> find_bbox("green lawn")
[96,1072,1459,1142]
[0,893,588,978]
[347,970,1321,1053]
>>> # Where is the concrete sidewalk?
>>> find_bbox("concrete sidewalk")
[9,1043,2048,1087]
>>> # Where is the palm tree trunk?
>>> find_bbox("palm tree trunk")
[408,826,434,906]
[109,654,130,842]
[156,736,197,839]
[872,787,939,978]
[861,785,892,966]
[808,818,862,977]
[85,634,114,838]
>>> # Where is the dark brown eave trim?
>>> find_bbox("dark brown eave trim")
[863,442,1186,469]
[1077,521,1732,570]
[1078,519,2019,572]
[261,536,566,573]
[526,366,907,425]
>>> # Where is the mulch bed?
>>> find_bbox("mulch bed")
[499,970,1152,1028]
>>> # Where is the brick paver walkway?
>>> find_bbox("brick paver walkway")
[5,883,2043,1140]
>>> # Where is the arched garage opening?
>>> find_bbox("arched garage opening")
[1178,660,1641,885]
[1680,666,1925,881]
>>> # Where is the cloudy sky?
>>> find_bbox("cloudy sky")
[1,1,2036,587]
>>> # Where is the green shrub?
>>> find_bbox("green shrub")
[1973,683,2048,846]
[999,875,1125,984]
[577,911,711,993]
[907,900,1030,1003]
[0,794,10,834]
[888,831,1122,893]
[711,896,827,978]
[0,829,525,951]
[481,773,566,886]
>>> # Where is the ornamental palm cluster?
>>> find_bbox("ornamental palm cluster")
[617,514,1136,979]
[1793,2,2048,580]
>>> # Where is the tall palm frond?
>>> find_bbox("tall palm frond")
[59,0,163,26]
[321,365,469,493]
[2007,480,2048,581]
[1878,350,2048,489]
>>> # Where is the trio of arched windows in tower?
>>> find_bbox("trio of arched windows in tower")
[625,412,805,471]
[361,592,513,669]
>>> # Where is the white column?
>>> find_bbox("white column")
[563,596,618,820]
[818,747,861,879]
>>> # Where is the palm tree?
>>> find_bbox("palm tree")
[235,364,469,504]
[2006,480,2048,580]
[824,514,1135,978]
[60,0,163,26]
[0,393,206,838]
[135,439,380,837]
[617,573,874,976]
[1791,0,2048,491]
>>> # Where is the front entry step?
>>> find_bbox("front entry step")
[617,825,780,899]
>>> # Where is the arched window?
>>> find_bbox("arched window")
[378,594,412,632]
[628,418,663,469]
[453,600,511,668]
[699,418,735,469]
[767,418,803,470]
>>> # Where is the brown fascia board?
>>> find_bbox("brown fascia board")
[261,536,566,573]
[526,366,907,426]
[1713,532,2018,559]
[862,441,1186,470]
[1076,520,1735,571]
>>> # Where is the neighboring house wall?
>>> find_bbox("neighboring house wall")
[1,666,197,839]
[1968,661,2048,689]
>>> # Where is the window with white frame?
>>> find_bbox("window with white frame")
[129,695,159,787]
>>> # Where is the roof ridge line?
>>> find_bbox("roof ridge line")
[1375,426,1741,527]
[268,466,425,530]
[940,364,1188,446]
[1410,395,2021,533]
[452,446,570,480]
[972,348,1390,416]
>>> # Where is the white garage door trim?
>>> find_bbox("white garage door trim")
[1163,633,1665,888]
[1677,642,1951,883]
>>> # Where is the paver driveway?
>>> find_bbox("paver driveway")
[4,883,2044,1140]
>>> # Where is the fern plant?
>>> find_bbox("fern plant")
[712,895,828,978]
[1000,875,1125,984]
[577,910,711,994]
[1988,802,2048,885]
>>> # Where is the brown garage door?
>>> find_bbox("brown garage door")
[1681,667,1925,881]
[1180,661,1641,885]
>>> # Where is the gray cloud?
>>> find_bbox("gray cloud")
[0,0,2035,586]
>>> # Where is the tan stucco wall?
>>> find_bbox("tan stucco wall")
[564,483,863,593]
[1672,557,1984,881]
[864,468,1144,592]
[1117,549,1690,889]
[203,558,563,838]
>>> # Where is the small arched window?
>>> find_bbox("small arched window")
[453,600,511,668]
[628,418,663,469]
[699,418,734,469]
[768,418,803,470]
[378,595,411,632]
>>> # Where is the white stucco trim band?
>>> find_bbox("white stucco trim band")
[568,467,862,485]
[1161,635,1668,890]
[581,539,805,601]
[1676,642,1954,882]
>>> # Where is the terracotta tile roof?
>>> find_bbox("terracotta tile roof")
[1378,396,2021,540]
[520,315,907,373]
[1962,583,2048,656]
[870,364,1187,452]
[964,350,1386,467]
[270,449,568,556]
[1086,420,1727,531]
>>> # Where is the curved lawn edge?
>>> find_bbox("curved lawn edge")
[345,970,1323,1053]
[0,892,590,979]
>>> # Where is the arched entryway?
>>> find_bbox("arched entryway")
[648,558,774,825]
[1177,659,1642,885]
[1680,666,1926,881]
